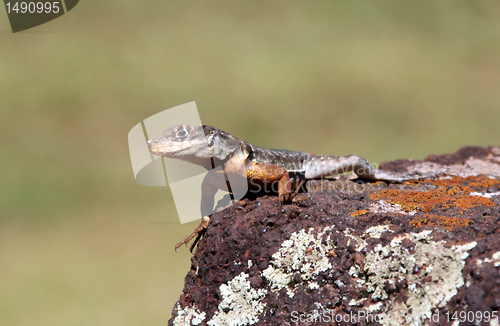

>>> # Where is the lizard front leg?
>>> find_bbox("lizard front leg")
[175,162,294,251]
[174,174,218,252]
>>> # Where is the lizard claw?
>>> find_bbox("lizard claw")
[174,216,211,253]
[290,180,304,200]
[278,193,291,204]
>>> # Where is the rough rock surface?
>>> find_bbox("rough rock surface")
[169,146,500,326]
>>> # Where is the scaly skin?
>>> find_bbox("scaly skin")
[148,124,437,251]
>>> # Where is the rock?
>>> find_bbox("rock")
[169,146,500,326]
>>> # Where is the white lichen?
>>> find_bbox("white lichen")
[343,228,367,253]
[470,191,500,198]
[359,231,476,326]
[261,227,334,297]
[366,225,394,238]
[308,282,319,290]
[207,272,266,326]
[254,221,477,326]
[366,302,383,314]
[476,251,500,268]
[349,298,367,306]
[172,303,206,326]
[370,200,417,216]
[261,225,398,298]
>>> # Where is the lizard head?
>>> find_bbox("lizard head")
[148,124,242,168]
[148,124,210,160]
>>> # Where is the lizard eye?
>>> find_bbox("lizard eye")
[176,129,188,139]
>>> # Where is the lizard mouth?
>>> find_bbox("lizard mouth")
[147,139,206,157]
[147,139,188,156]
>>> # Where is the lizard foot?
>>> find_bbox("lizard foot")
[174,215,211,253]
[278,180,304,204]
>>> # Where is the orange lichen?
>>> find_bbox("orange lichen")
[369,175,496,214]
[430,175,500,191]
[454,196,495,210]
[351,210,368,217]
[369,189,450,213]
[468,175,500,189]
[411,214,472,231]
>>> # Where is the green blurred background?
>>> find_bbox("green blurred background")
[1,1,499,325]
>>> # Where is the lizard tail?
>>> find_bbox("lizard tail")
[304,155,436,182]
[304,155,377,179]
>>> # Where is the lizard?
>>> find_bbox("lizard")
[148,124,437,252]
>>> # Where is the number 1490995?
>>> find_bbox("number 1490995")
[445,310,498,323]
[5,2,61,14]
